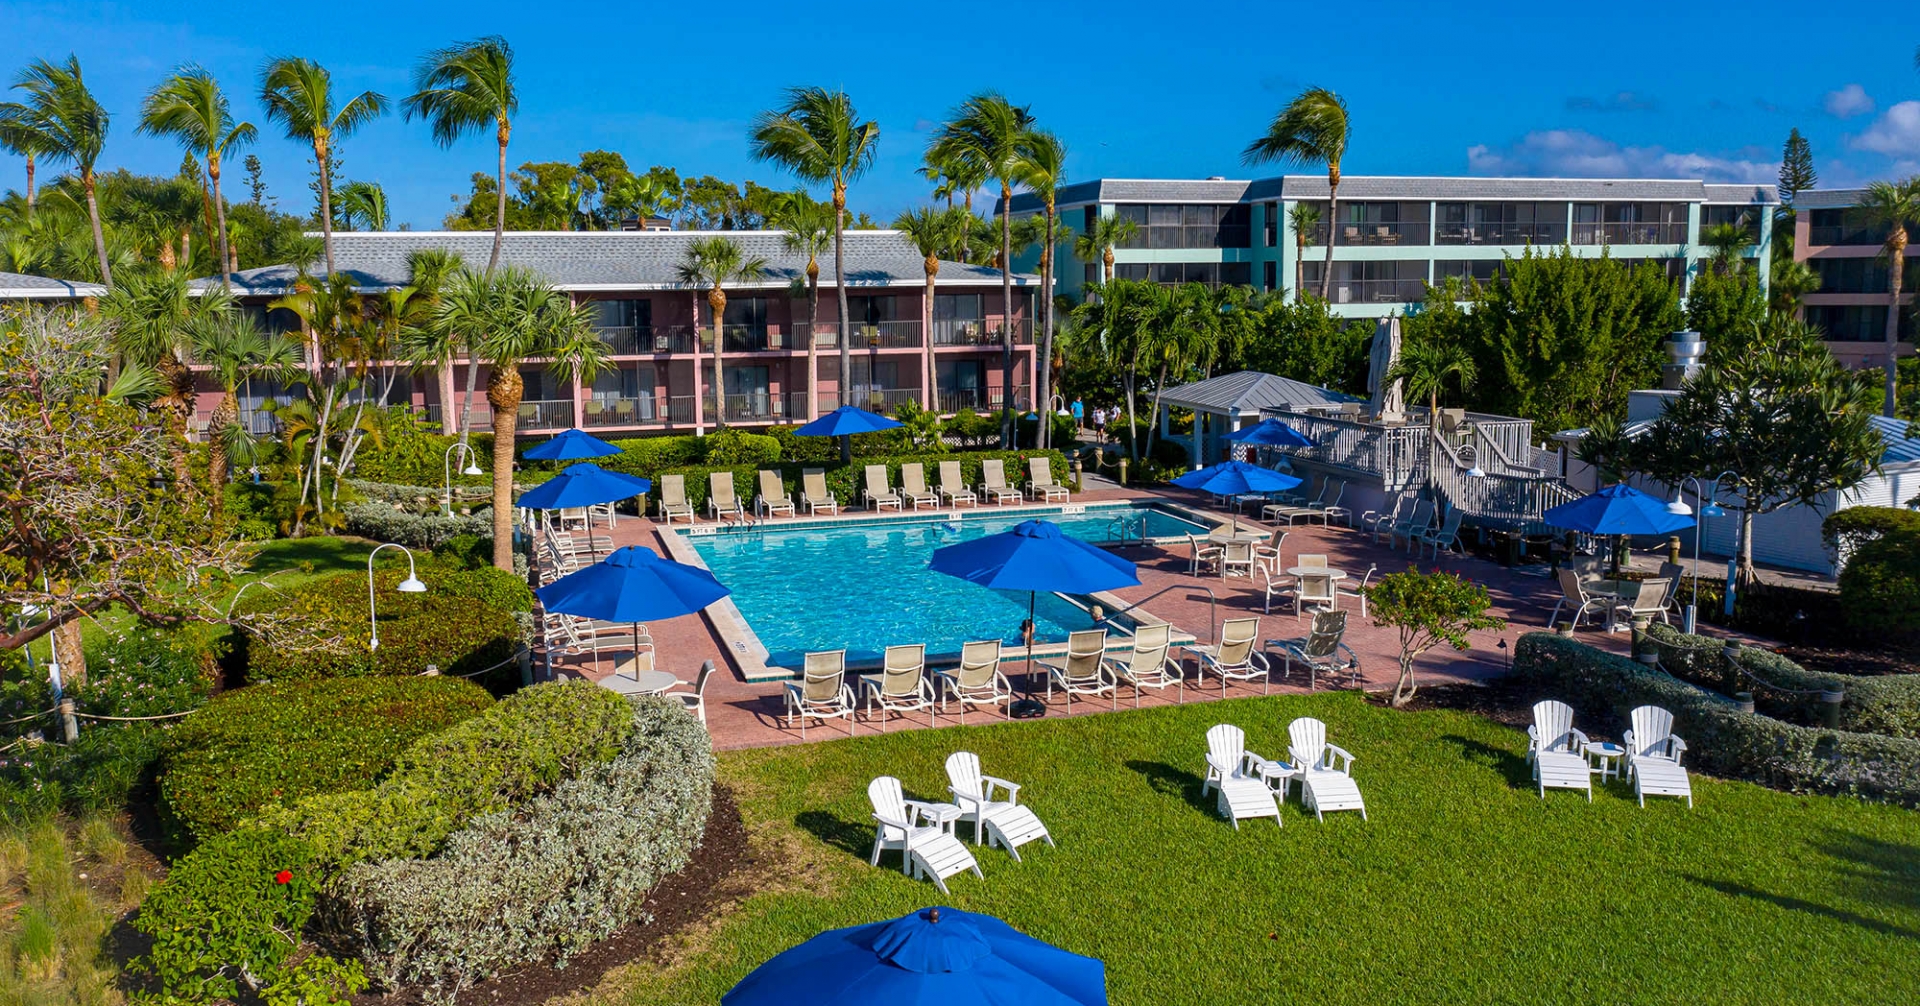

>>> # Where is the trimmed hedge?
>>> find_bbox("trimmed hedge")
[1644,622,1920,739]
[1674,575,1846,641]
[327,696,714,999]
[1512,631,1920,804]
[1837,530,1920,640]
[341,501,494,550]
[650,449,1075,516]
[131,826,324,1002]
[158,677,495,846]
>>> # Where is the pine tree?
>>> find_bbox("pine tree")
[244,153,268,205]
[1778,129,1817,206]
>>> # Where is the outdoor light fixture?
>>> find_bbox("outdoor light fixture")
[366,543,427,652]
[443,442,483,515]
[1665,491,1693,516]
[1675,471,1738,633]
[1701,500,1726,518]
[1465,465,1485,478]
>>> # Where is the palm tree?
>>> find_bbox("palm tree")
[396,247,465,432]
[9,57,114,286]
[928,93,1036,447]
[1387,337,1478,427]
[1856,177,1920,416]
[1140,283,1223,455]
[0,103,52,217]
[258,57,388,275]
[1702,216,1754,272]
[190,310,300,504]
[675,236,767,428]
[1244,87,1350,301]
[1014,129,1068,447]
[1287,202,1321,298]
[139,66,255,293]
[104,272,234,486]
[334,179,389,230]
[1072,213,1139,286]
[1768,257,1820,315]
[1071,278,1152,461]
[747,86,880,409]
[770,190,834,420]
[926,148,988,261]
[893,206,967,411]
[403,36,516,272]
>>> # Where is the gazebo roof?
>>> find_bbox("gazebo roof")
[1158,371,1362,416]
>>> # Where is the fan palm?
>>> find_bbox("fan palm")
[770,190,835,420]
[9,57,114,286]
[190,310,300,502]
[1014,129,1068,447]
[927,93,1036,447]
[1855,177,1920,416]
[1244,87,1350,301]
[403,36,516,272]
[104,272,235,487]
[1287,202,1321,298]
[139,66,255,292]
[747,86,881,408]
[258,57,388,275]
[1387,337,1478,427]
[926,148,988,261]
[1767,257,1820,315]
[1072,213,1138,286]
[1702,217,1754,272]
[396,247,465,432]
[893,205,968,408]
[675,237,768,428]
[334,179,389,230]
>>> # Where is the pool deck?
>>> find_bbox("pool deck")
[542,483,1637,751]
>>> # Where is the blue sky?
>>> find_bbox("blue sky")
[3,0,1917,228]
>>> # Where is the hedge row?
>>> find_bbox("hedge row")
[649,449,1075,516]
[1644,622,1920,739]
[158,677,495,846]
[1512,632,1920,805]
[327,696,714,998]
[341,501,494,550]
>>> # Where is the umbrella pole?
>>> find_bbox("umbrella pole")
[839,434,851,464]
[1023,590,1037,697]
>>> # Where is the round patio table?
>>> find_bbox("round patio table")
[1209,529,1269,546]
[598,668,680,696]
[1286,567,1347,581]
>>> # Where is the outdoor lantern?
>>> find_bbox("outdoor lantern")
[1666,491,1693,516]
[1701,500,1727,518]
[462,460,482,475]
[396,573,427,593]
[1465,464,1486,478]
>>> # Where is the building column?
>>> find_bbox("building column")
[571,373,585,429]
[1191,410,1203,468]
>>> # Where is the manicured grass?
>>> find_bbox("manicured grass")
[607,692,1920,1005]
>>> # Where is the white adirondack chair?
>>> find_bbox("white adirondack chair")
[867,776,982,894]
[1527,700,1593,801]
[1202,724,1281,829]
[1623,705,1693,807]
[1287,717,1367,822]
[945,752,1055,860]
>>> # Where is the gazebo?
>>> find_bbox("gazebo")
[1156,371,1363,466]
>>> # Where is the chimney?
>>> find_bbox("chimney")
[1662,330,1704,390]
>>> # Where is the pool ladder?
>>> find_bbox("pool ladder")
[1104,513,1146,546]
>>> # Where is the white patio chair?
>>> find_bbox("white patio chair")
[1386,497,1434,548]
[1103,622,1184,707]
[1417,509,1465,559]
[1201,723,1281,829]
[945,751,1055,860]
[863,464,903,512]
[1546,568,1613,631]
[1337,564,1376,617]
[657,474,696,525]
[1527,699,1592,801]
[978,459,1023,505]
[755,469,795,518]
[1623,705,1693,807]
[1358,496,1405,540]
[1288,717,1367,822]
[937,460,977,508]
[934,640,1012,722]
[1253,529,1287,577]
[859,644,935,731]
[1026,457,1070,503]
[1192,617,1270,696]
[1295,572,1337,619]
[1268,609,1361,691]
[1220,540,1256,579]
[899,462,942,511]
[664,660,717,726]
[1040,629,1115,711]
[800,467,840,515]
[708,471,746,521]
[1612,578,1672,626]
[1186,533,1224,576]
[1257,565,1297,616]
[868,776,982,895]
[781,650,855,737]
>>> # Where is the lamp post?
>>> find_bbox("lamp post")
[366,543,428,653]
[1666,470,1734,634]
[443,442,483,516]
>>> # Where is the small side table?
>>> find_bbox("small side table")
[919,802,964,837]
[1584,741,1626,783]
[1253,757,1300,802]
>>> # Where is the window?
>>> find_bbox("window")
[1113,203,1252,250]
[1807,208,1915,247]
[1263,260,1278,292]
[1327,202,1430,247]
[722,296,770,334]
[1302,260,1429,304]
[1572,202,1688,244]
[591,298,649,329]
[1085,262,1098,285]
[1114,263,1149,281]
[846,295,902,325]
[1434,260,1505,284]
[1220,262,1252,287]
[1116,204,1149,248]
[1805,305,1914,342]
[1083,206,1097,232]
[1264,201,1278,247]
[1700,205,1762,243]
[1435,203,1567,245]
[517,368,561,402]
[1811,256,1920,294]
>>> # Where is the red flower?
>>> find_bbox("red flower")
[274,870,292,885]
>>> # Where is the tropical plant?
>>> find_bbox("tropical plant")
[7,57,114,286]
[0,98,53,215]
[927,92,1036,447]
[675,237,767,428]
[747,86,880,409]
[1363,568,1505,706]
[189,309,300,502]
[1014,128,1068,447]
[892,205,967,406]
[104,271,236,487]
[396,247,464,430]
[1702,217,1754,272]
[257,57,388,275]
[1386,334,1477,427]
[139,65,256,289]
[403,35,517,272]
[1071,212,1138,286]
[333,179,389,230]
[1140,283,1228,454]
[1768,257,1821,315]
[1287,202,1320,298]
[771,190,834,421]
[923,146,988,261]
[1854,176,1920,416]
[1070,278,1152,460]
[1244,87,1350,301]
[266,271,369,527]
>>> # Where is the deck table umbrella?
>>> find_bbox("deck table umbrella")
[1542,482,1695,576]
[724,906,1107,1006]
[515,462,652,558]
[535,544,730,671]
[793,404,903,463]
[1172,460,1302,534]
[522,427,621,460]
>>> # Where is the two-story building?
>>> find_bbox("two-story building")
[1791,188,1917,370]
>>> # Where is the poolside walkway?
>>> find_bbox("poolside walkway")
[539,484,1637,751]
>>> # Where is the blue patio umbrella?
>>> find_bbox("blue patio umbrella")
[1225,417,1315,448]
[723,906,1107,1006]
[1543,483,1695,576]
[1171,460,1302,497]
[794,404,904,462]
[535,545,730,663]
[522,428,621,461]
[516,462,652,560]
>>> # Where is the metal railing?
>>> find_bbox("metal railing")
[1307,221,1431,247]
[703,391,807,422]
[931,319,1033,346]
[513,399,574,430]
[1321,278,1429,305]
[808,321,925,349]
[582,397,661,426]
[1570,221,1687,245]
[1435,223,1567,245]
[597,325,698,355]
[1806,224,1887,247]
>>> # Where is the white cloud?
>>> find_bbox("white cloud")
[1850,101,1920,157]
[1824,84,1875,118]
[1465,130,1775,182]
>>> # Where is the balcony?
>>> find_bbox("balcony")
[703,391,809,423]
[806,320,925,350]
[1570,221,1688,246]
[513,399,574,430]
[596,325,699,355]
[1324,278,1429,305]
[1306,220,1430,247]
[934,385,1030,414]
[931,319,1033,347]
[1435,222,1567,246]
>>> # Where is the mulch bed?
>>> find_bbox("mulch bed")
[351,784,754,1006]
[1772,644,1920,678]
[1374,678,1544,730]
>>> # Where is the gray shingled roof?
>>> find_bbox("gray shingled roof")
[1007,175,1780,213]
[188,231,1036,296]
[0,271,108,298]
[1701,183,1778,205]
[1793,188,1865,210]
[1159,371,1362,415]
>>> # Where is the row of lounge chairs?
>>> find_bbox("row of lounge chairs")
[1359,496,1465,559]
[868,751,1055,894]
[656,458,1071,524]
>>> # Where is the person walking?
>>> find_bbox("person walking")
[1071,397,1084,434]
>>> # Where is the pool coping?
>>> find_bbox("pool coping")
[659,500,1205,682]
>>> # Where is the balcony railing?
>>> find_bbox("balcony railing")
[583,396,663,426]
[513,399,574,430]
[702,391,808,423]
[1435,222,1567,245]
[1307,220,1431,247]
[1321,278,1428,305]
[931,319,1033,346]
[1570,221,1687,245]
[934,385,1030,414]
[596,324,699,355]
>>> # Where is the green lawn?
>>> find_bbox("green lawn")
[606,692,1920,1005]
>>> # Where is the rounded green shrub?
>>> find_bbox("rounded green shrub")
[1838,530,1920,641]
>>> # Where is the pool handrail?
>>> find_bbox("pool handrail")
[1090,583,1221,647]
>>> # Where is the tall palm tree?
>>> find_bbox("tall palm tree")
[105,272,234,487]
[334,179,389,230]
[1072,213,1139,286]
[403,36,516,272]
[675,236,767,428]
[893,206,967,411]
[1244,87,1350,301]
[1856,177,1920,416]
[190,310,300,504]
[258,57,388,275]
[139,66,256,293]
[1702,217,1754,272]
[928,93,1035,447]
[1014,129,1068,447]
[1071,278,1152,461]
[396,247,465,432]
[747,86,880,408]
[0,104,53,217]
[1387,337,1478,427]
[9,57,113,286]
[771,191,834,420]
[926,148,988,261]
[1287,202,1321,298]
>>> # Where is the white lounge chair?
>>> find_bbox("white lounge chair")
[1192,617,1270,696]
[1417,509,1465,559]
[859,644,935,731]
[978,459,1023,505]
[937,460,977,508]
[781,650,855,737]
[1623,705,1693,808]
[867,776,982,895]
[1201,723,1281,829]
[800,467,839,515]
[934,640,1012,722]
[1386,497,1434,549]
[1040,629,1115,711]
[755,469,795,518]
[708,471,746,520]
[657,474,696,524]
[1256,566,1295,616]
[1527,699,1593,801]
[1288,717,1367,822]
[1103,622,1184,707]
[1026,457,1069,503]
[1359,496,1405,540]
[945,751,1055,861]
[898,462,941,511]
[863,464,903,512]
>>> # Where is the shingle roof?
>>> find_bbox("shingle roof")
[1792,188,1866,210]
[1007,175,1781,213]
[1159,371,1362,415]
[1702,183,1780,205]
[0,271,108,298]
[188,231,1036,296]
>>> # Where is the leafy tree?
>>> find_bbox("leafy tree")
[139,65,255,288]
[7,57,114,286]
[1014,129,1068,445]
[1683,266,1767,358]
[243,152,267,205]
[1363,568,1506,706]
[1768,257,1821,316]
[892,205,967,415]
[191,309,301,502]
[1140,282,1228,454]
[772,190,835,420]
[1070,278,1154,460]
[104,270,234,487]
[674,237,767,428]
[1243,87,1349,301]
[0,96,53,216]
[1217,295,1371,392]
[1701,216,1754,271]
[509,160,589,229]
[333,179,388,230]
[258,57,387,275]
[1854,176,1920,416]
[1071,212,1137,286]
[404,35,517,271]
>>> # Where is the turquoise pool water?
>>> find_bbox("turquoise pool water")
[684,503,1206,664]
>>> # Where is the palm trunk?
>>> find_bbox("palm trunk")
[806,263,820,421]
[1123,370,1139,463]
[22,154,34,217]
[1886,233,1906,417]
[1295,234,1307,300]
[486,367,522,571]
[833,181,852,407]
[211,153,233,292]
[1103,247,1113,284]
[710,288,727,427]
[1319,168,1340,302]
[923,260,937,413]
[998,180,1014,449]
[315,136,336,275]
[1038,202,1056,449]
[53,617,85,691]
[1147,360,1169,455]
[83,169,112,287]
[439,362,459,435]
[961,190,972,263]
[458,350,483,446]
[489,121,509,273]
[207,390,237,510]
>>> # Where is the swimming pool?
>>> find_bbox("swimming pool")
[682,502,1207,665]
